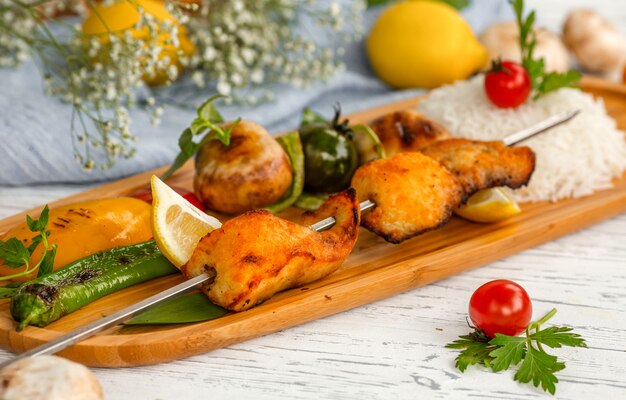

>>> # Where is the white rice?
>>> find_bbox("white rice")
[416,76,626,203]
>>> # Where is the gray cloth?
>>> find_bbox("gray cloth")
[0,0,511,186]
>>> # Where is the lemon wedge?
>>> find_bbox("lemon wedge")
[455,187,521,223]
[151,176,221,268]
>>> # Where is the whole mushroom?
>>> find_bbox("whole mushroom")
[194,120,293,214]
[480,21,570,73]
[0,356,104,400]
[563,9,626,74]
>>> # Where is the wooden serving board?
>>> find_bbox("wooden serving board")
[0,77,625,368]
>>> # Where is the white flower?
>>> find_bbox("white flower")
[203,47,216,61]
[192,71,205,87]
[216,81,232,96]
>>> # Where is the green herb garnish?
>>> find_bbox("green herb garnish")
[447,308,586,395]
[0,205,57,281]
[161,95,241,180]
[512,0,581,98]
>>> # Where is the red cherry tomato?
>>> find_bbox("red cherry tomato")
[469,279,532,338]
[484,61,531,109]
[129,187,205,211]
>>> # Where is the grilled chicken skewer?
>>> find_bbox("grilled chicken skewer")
[353,110,579,243]
[0,110,578,369]
[0,190,365,369]
[183,189,362,311]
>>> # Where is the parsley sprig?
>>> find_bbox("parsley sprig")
[511,0,581,99]
[446,308,587,395]
[161,95,241,180]
[0,205,57,282]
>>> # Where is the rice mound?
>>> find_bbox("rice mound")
[417,76,626,202]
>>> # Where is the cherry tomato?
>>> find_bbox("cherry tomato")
[484,61,531,109]
[469,279,532,338]
[129,187,205,211]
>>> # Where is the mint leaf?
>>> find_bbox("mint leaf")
[161,128,197,181]
[161,97,239,181]
[189,118,210,136]
[530,326,587,349]
[27,235,42,254]
[489,334,527,372]
[197,94,224,122]
[38,206,49,232]
[26,214,39,232]
[514,345,565,395]
[37,244,57,277]
[0,238,30,268]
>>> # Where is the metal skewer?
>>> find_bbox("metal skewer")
[0,110,579,369]
[0,200,375,369]
[503,109,580,146]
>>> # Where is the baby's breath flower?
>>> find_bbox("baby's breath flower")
[186,0,364,105]
[1,0,365,168]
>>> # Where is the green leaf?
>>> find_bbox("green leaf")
[536,70,581,98]
[510,0,580,98]
[197,94,224,123]
[530,326,587,349]
[124,292,228,325]
[161,96,237,181]
[510,0,523,17]
[0,238,30,268]
[514,345,565,395]
[38,206,49,233]
[37,244,57,278]
[263,131,305,214]
[488,334,527,372]
[446,336,497,372]
[438,0,470,9]
[26,214,38,232]
[27,235,43,254]
[189,118,209,136]
[160,128,198,181]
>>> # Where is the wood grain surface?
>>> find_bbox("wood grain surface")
[0,78,625,369]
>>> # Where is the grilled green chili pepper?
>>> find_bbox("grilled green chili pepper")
[10,240,178,331]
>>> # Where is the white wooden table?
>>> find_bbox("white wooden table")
[1,1,625,399]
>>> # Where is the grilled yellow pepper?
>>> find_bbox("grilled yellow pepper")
[0,198,152,281]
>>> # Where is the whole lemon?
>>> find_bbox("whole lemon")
[367,0,487,89]
[82,0,195,86]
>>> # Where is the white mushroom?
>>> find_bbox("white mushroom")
[0,356,103,400]
[480,21,570,73]
[563,9,626,74]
